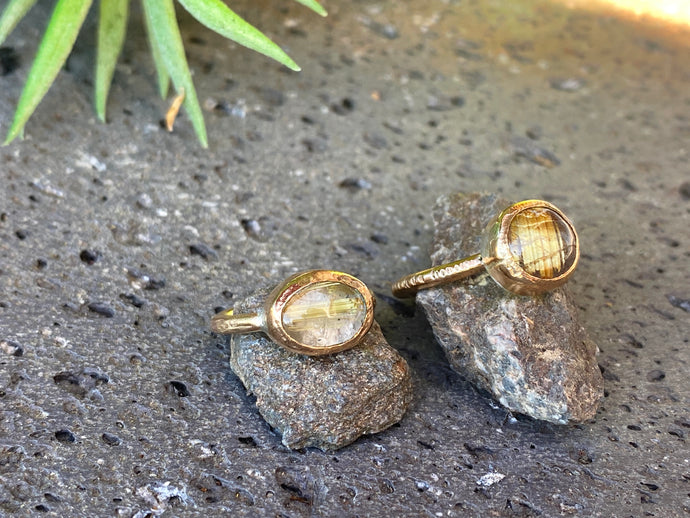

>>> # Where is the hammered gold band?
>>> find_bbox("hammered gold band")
[391,254,484,297]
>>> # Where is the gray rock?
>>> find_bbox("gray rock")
[416,192,603,424]
[228,289,413,451]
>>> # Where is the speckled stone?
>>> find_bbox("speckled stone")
[416,193,604,424]
[229,289,413,451]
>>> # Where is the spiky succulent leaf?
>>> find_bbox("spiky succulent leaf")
[177,0,300,71]
[143,2,170,99]
[0,0,39,45]
[95,0,129,121]
[4,0,93,144]
[141,0,208,147]
[292,0,327,17]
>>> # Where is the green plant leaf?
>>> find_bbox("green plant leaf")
[141,0,207,147]
[292,0,327,17]
[177,0,300,71]
[0,0,39,45]
[4,0,93,145]
[95,0,129,121]
[143,2,170,99]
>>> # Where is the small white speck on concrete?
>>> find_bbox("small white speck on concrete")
[476,472,505,487]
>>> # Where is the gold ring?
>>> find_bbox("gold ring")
[391,199,580,297]
[211,269,375,356]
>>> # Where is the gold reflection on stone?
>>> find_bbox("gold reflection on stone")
[508,208,576,279]
[282,281,366,347]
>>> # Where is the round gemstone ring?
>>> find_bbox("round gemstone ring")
[391,200,580,297]
[211,270,376,356]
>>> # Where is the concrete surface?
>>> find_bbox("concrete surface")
[1,0,688,516]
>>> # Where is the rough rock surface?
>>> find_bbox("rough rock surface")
[416,193,604,424]
[228,289,413,451]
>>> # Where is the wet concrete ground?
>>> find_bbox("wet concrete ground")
[1,0,689,515]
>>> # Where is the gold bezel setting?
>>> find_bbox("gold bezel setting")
[481,200,580,295]
[211,270,375,356]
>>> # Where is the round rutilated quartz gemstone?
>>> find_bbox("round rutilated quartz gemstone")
[281,281,367,347]
[507,207,576,279]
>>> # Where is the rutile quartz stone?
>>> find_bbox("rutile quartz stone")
[506,207,577,279]
[415,192,603,424]
[281,280,367,347]
[229,288,413,451]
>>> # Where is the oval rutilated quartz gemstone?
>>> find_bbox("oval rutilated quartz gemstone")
[281,281,367,348]
[507,207,577,279]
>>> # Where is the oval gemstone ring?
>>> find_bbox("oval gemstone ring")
[391,199,580,297]
[211,270,375,356]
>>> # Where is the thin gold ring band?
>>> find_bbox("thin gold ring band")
[391,253,484,297]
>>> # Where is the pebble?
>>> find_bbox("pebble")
[0,340,24,356]
[370,233,389,244]
[476,472,505,488]
[126,268,166,290]
[136,193,154,209]
[101,433,121,446]
[55,429,76,443]
[189,243,217,260]
[120,293,145,308]
[339,178,372,191]
[240,218,262,239]
[80,249,102,265]
[169,381,190,397]
[88,302,115,318]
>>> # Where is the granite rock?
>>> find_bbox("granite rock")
[228,289,413,451]
[416,193,604,424]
